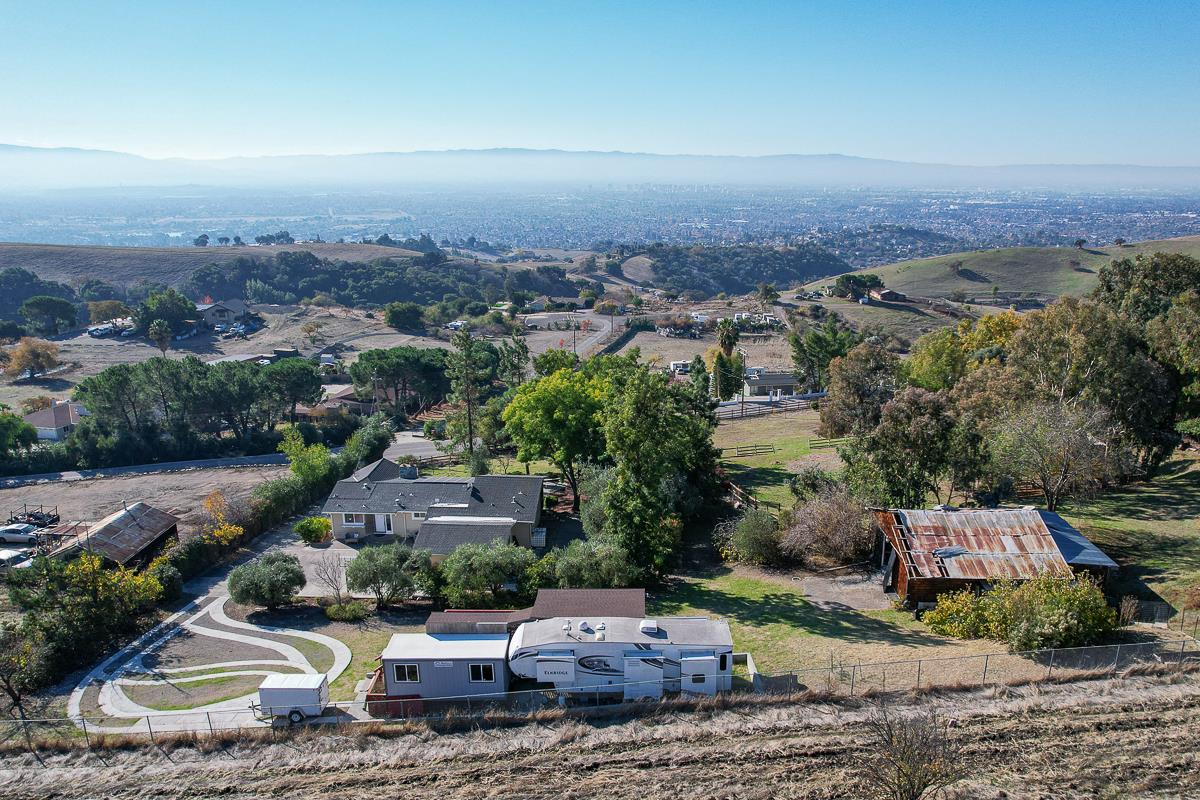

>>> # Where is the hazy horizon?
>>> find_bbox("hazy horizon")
[4,1,1199,166]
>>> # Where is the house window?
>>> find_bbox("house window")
[343,513,365,526]
[469,663,495,683]
[393,663,420,683]
[412,512,426,520]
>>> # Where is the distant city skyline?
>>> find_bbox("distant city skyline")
[3,0,1198,166]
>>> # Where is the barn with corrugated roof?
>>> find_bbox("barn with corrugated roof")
[875,507,1117,605]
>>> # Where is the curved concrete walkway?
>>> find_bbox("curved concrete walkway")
[69,595,352,733]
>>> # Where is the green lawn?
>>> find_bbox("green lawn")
[1060,456,1200,606]
[714,410,823,509]
[649,569,996,673]
[425,458,558,479]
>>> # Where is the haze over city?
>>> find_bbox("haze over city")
[1,4,1200,799]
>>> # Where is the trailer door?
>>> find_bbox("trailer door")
[680,654,718,696]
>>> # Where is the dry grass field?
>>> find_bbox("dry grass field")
[0,242,420,287]
[3,672,1198,798]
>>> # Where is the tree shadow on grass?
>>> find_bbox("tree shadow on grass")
[722,463,794,497]
[1075,523,1199,603]
[649,578,929,647]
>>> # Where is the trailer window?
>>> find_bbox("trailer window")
[469,663,495,683]
[690,674,706,684]
[719,654,728,671]
[393,663,419,683]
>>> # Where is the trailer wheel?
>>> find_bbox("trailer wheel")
[287,709,305,725]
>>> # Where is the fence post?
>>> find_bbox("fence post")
[146,716,155,746]
[1046,648,1055,679]
[466,696,472,714]
[1113,643,1122,673]
[206,712,214,737]
[849,664,856,697]
[981,654,989,686]
[80,716,90,751]
[1180,638,1188,669]
[915,660,921,690]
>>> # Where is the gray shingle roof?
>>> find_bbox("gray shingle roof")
[412,517,516,554]
[322,462,543,521]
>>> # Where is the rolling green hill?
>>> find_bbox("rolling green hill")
[808,236,1200,299]
[0,241,421,288]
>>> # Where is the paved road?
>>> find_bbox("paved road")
[382,429,444,461]
[0,452,289,488]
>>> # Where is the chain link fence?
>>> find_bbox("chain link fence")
[3,634,1198,751]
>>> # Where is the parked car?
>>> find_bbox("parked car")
[0,524,39,545]
[213,323,229,334]
[121,327,139,337]
[0,549,33,572]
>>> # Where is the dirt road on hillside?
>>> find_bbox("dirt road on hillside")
[2,673,1197,799]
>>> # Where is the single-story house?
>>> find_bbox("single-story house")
[424,588,647,634]
[370,633,510,714]
[526,295,579,312]
[876,507,1119,605]
[742,369,800,397]
[321,459,544,556]
[508,616,734,699]
[49,502,179,566]
[23,401,89,441]
[195,299,248,327]
[869,288,907,302]
[321,384,404,415]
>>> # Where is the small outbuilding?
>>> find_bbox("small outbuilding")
[876,507,1118,605]
[374,633,510,711]
[49,502,179,566]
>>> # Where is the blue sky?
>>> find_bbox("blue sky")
[3,0,1198,164]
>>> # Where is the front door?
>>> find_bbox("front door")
[373,514,392,535]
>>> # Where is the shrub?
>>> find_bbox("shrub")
[789,465,837,501]
[468,449,491,476]
[147,557,184,603]
[728,508,782,566]
[325,600,370,621]
[780,485,874,566]
[228,552,306,609]
[925,574,1117,651]
[921,588,989,639]
[423,418,447,440]
[553,538,637,588]
[295,516,333,545]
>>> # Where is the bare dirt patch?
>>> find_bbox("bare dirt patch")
[120,674,264,712]
[140,628,285,672]
[0,464,288,533]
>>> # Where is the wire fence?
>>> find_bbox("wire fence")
[4,633,1197,750]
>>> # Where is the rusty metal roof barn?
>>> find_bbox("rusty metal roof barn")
[50,502,179,565]
[876,507,1076,581]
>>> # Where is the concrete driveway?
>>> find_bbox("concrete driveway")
[383,429,444,461]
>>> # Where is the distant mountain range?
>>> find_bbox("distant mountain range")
[3,144,1200,191]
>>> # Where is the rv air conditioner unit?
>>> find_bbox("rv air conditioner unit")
[639,619,658,634]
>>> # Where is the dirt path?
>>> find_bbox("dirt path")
[5,673,1199,798]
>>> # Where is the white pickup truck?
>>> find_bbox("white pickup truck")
[254,674,329,724]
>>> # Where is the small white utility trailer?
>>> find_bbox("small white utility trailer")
[254,674,329,724]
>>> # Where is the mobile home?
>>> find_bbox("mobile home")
[508,616,734,700]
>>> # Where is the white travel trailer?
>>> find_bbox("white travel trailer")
[508,616,733,700]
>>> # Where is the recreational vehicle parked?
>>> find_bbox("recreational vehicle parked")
[508,616,734,700]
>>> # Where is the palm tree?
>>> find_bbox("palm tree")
[148,319,172,356]
[716,318,739,357]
